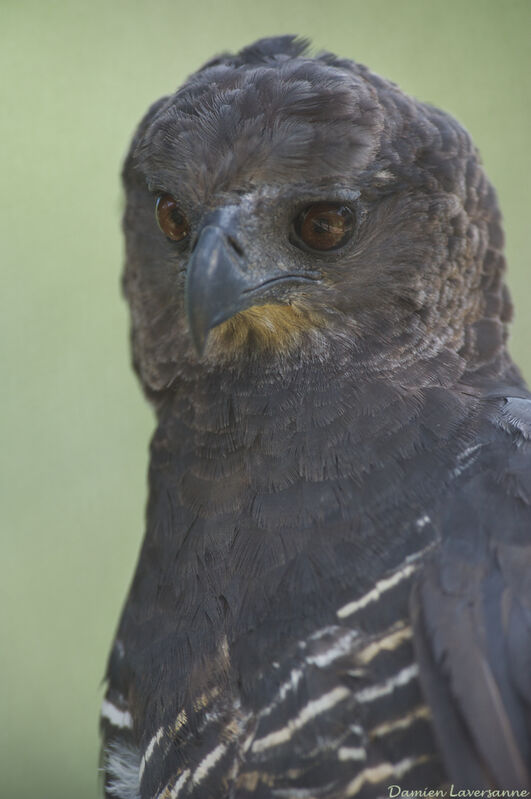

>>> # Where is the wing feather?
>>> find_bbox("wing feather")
[412,394,531,788]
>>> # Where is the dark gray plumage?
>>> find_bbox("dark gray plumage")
[101,36,531,798]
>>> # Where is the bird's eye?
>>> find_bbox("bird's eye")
[293,203,354,251]
[155,194,190,242]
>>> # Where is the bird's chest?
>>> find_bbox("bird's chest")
[142,393,457,670]
[146,381,474,627]
[135,515,447,798]
[125,385,477,795]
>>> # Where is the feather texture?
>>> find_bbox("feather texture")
[101,36,531,798]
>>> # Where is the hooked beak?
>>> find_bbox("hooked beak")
[185,210,319,355]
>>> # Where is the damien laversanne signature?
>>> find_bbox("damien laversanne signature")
[387,788,529,798]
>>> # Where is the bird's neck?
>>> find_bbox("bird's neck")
[153,349,413,477]
[147,344,476,549]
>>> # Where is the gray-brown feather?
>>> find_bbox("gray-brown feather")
[101,35,531,798]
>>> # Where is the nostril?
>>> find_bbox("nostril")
[227,235,244,257]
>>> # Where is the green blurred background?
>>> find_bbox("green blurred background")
[1,0,530,796]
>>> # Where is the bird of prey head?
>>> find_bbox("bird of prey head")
[122,35,510,397]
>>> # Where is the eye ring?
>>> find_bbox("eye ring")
[292,203,355,252]
[155,194,190,242]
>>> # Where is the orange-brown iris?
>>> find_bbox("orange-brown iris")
[294,203,354,251]
[155,194,190,242]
